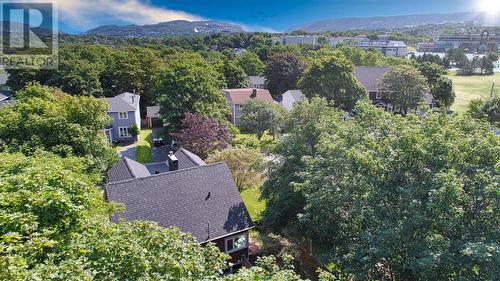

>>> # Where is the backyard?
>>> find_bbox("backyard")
[447,72,500,113]
[136,128,152,163]
[241,187,266,222]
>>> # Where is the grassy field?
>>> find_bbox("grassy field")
[447,72,500,113]
[241,187,266,222]
[136,128,152,164]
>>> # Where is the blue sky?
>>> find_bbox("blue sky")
[14,0,486,33]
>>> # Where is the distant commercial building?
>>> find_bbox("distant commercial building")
[436,30,500,52]
[279,35,319,46]
[417,43,438,52]
[279,35,407,57]
[356,40,408,57]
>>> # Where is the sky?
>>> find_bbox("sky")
[3,0,489,33]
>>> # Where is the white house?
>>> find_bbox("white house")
[248,76,266,89]
[278,90,304,111]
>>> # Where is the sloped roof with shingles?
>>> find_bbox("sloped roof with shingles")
[175,148,206,170]
[105,162,254,242]
[107,157,151,183]
[224,88,275,105]
[354,66,392,92]
[106,92,140,112]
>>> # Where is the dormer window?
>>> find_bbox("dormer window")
[118,112,128,119]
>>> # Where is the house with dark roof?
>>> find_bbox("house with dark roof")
[354,66,435,114]
[105,150,254,267]
[104,92,141,142]
[107,148,207,183]
[224,88,276,126]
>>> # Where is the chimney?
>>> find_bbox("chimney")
[167,151,178,171]
[250,88,257,98]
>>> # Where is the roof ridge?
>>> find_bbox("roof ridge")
[178,148,205,166]
[122,157,137,178]
[106,161,227,186]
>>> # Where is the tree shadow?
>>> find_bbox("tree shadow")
[223,202,254,232]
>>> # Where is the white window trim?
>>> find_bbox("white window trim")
[387,104,393,112]
[375,92,382,99]
[118,126,131,138]
[225,233,248,254]
[118,112,128,119]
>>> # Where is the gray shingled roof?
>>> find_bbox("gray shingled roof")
[105,162,254,242]
[106,92,140,112]
[107,157,151,183]
[175,148,206,170]
[355,66,392,92]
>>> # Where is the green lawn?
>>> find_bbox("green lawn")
[448,72,500,113]
[241,187,266,222]
[136,128,152,164]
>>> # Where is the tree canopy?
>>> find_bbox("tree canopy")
[377,65,429,115]
[264,52,307,97]
[236,51,266,76]
[154,52,229,126]
[0,83,117,173]
[172,113,232,159]
[299,55,366,111]
[263,99,499,280]
[239,98,287,140]
[207,147,265,191]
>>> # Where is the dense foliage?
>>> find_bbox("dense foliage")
[264,53,307,97]
[263,99,499,280]
[153,52,229,126]
[377,65,429,114]
[0,152,229,280]
[299,55,366,111]
[207,147,265,191]
[239,98,287,140]
[172,113,232,159]
[0,83,117,173]
[468,95,500,128]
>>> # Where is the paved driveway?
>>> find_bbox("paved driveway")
[117,142,137,160]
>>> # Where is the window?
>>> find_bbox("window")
[387,104,393,112]
[225,234,247,253]
[118,112,128,119]
[375,92,382,99]
[394,105,400,112]
[119,127,130,138]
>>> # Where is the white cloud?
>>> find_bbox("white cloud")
[58,0,202,31]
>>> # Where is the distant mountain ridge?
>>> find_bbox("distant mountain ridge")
[289,12,500,32]
[86,20,245,36]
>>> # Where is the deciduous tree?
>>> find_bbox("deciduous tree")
[299,55,365,111]
[377,65,429,115]
[154,52,229,127]
[172,113,232,159]
[264,53,306,97]
[236,51,265,76]
[207,147,265,191]
[0,83,117,173]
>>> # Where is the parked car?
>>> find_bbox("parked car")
[153,137,165,146]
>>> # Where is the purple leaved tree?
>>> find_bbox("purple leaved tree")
[172,113,232,159]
